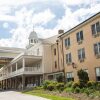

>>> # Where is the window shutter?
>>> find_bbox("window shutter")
[91,24,96,35]
[94,44,98,55]
[68,38,70,46]
[80,31,83,40]
[96,22,100,33]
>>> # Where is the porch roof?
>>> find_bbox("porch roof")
[11,55,42,64]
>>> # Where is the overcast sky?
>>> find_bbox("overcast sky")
[0,0,100,48]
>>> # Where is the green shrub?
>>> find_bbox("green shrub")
[74,87,81,93]
[65,87,73,93]
[84,88,95,96]
[66,81,73,88]
[77,69,89,88]
[87,81,95,87]
[80,88,85,93]
[72,82,80,88]
[47,83,55,91]
[56,83,64,92]
[97,83,100,91]
[84,88,90,96]
[43,80,51,89]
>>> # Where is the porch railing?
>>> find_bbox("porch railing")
[0,67,42,80]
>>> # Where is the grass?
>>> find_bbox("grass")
[23,89,74,100]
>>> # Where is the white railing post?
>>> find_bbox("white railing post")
[16,63,18,71]
[22,58,25,71]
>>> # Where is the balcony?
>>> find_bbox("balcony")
[0,67,43,80]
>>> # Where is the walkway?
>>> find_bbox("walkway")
[0,91,49,100]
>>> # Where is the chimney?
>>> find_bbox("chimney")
[58,29,64,34]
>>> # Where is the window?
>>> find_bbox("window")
[94,42,100,55]
[76,31,83,42]
[65,37,70,47]
[96,67,100,81]
[91,21,100,35]
[54,48,56,55]
[31,39,33,43]
[37,64,40,70]
[66,53,72,64]
[66,72,74,82]
[34,39,37,43]
[55,61,57,69]
[78,48,85,60]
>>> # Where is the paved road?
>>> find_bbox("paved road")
[0,91,49,100]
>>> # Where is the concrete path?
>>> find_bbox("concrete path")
[0,91,49,100]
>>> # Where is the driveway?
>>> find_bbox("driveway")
[0,91,49,100]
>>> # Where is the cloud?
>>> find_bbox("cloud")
[32,9,55,25]
[3,22,9,29]
[0,0,100,48]
[0,7,55,48]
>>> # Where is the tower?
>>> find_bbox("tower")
[28,30,38,46]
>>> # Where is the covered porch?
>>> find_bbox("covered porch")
[0,54,43,90]
[0,74,43,90]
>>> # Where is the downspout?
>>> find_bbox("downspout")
[61,37,66,83]
[56,40,60,71]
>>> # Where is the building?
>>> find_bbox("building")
[0,29,63,90]
[59,12,100,82]
[0,12,100,90]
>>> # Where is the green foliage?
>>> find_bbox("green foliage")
[47,83,55,91]
[74,87,80,93]
[56,75,64,82]
[43,80,51,89]
[56,83,64,92]
[87,81,95,87]
[96,83,100,91]
[43,80,57,91]
[84,88,95,96]
[72,82,80,88]
[66,81,73,88]
[77,69,89,88]
[65,87,73,93]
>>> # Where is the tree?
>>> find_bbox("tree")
[77,69,89,88]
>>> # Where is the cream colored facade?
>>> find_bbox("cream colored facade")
[59,12,100,82]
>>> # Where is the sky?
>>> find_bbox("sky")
[0,0,100,48]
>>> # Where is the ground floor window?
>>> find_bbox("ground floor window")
[96,67,100,81]
[66,72,74,82]
[48,72,63,81]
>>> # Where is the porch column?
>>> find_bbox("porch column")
[22,58,25,71]
[10,78,12,89]
[16,63,18,71]
[22,75,25,90]
[11,66,12,73]
[1,80,3,90]
[15,77,17,89]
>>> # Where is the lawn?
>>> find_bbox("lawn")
[23,89,74,100]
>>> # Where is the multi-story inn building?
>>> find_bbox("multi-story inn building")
[0,12,100,90]
[58,12,100,82]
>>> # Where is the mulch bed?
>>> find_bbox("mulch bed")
[43,90,100,100]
